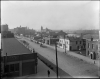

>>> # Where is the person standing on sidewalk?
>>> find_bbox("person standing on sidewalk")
[47,70,50,77]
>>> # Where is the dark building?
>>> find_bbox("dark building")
[1,24,14,38]
[68,37,86,51]
[2,31,14,38]
[1,38,37,77]
[1,24,9,32]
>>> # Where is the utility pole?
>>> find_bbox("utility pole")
[64,35,66,53]
[55,42,58,78]
[41,26,43,46]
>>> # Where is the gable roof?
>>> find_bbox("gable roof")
[57,30,67,36]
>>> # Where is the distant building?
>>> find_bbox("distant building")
[1,24,9,32]
[83,34,99,60]
[13,26,36,36]
[67,33,80,37]
[1,38,37,77]
[43,37,59,45]
[1,24,14,38]
[57,36,86,51]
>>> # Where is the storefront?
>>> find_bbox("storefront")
[2,53,37,77]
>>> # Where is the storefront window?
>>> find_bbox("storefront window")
[10,64,14,72]
[15,63,19,71]
[5,65,9,73]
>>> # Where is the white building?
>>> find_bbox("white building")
[57,36,85,51]
[58,38,70,51]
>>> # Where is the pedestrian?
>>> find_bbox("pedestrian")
[47,70,50,77]
[33,48,35,53]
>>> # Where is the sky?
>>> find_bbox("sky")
[1,1,99,30]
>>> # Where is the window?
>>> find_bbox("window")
[10,64,14,72]
[97,45,98,50]
[88,51,89,55]
[5,63,19,73]
[92,44,93,49]
[66,41,68,44]
[88,43,90,48]
[77,46,79,50]
[81,46,83,49]
[15,63,19,71]
[4,65,9,73]
[60,40,62,43]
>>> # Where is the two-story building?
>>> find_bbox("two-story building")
[57,36,70,50]
[83,34,99,60]
[58,36,86,51]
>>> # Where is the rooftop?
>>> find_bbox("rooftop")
[2,38,32,56]
[83,34,99,40]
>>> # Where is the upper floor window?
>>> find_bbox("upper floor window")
[88,43,90,48]
[59,40,62,43]
[92,44,93,49]
[88,51,89,55]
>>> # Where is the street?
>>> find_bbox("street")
[18,36,99,78]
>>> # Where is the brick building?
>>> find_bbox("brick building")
[83,34,99,60]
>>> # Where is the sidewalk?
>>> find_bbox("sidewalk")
[14,59,57,79]
[42,43,100,68]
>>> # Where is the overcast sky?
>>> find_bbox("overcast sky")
[1,1,99,30]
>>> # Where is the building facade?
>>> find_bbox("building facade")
[57,37,86,51]
[83,34,99,60]
[58,38,70,51]
[86,39,98,60]
[2,53,37,77]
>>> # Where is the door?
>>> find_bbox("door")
[22,61,35,76]
[90,54,93,59]
[93,52,96,60]
[70,46,72,51]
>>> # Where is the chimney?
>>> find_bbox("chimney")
[91,36,93,41]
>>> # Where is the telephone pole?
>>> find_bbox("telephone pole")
[64,35,66,53]
[55,42,58,78]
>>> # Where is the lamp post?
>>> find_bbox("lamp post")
[55,42,58,78]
